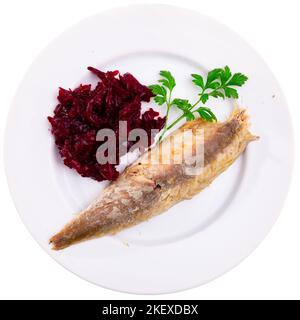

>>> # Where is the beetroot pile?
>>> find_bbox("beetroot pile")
[48,67,165,181]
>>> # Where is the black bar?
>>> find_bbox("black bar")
[1,300,298,319]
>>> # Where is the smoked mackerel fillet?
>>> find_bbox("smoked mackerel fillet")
[50,108,257,250]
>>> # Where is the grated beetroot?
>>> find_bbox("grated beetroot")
[48,67,165,182]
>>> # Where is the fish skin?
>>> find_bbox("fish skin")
[50,108,257,250]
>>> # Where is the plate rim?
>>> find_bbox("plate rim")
[4,3,294,294]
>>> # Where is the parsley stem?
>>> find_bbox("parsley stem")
[191,95,203,108]
[158,89,173,142]
[166,114,185,130]
[165,92,204,132]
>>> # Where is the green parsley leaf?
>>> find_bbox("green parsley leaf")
[200,94,209,104]
[206,81,221,90]
[185,111,195,121]
[154,96,166,105]
[210,91,225,99]
[172,99,195,121]
[172,98,192,110]
[224,87,239,99]
[226,73,248,87]
[148,84,166,97]
[220,66,232,84]
[149,84,167,105]
[195,107,217,122]
[191,74,204,89]
[206,68,222,85]
[159,70,176,91]
[191,66,247,104]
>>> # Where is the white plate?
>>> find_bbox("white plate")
[4,4,293,294]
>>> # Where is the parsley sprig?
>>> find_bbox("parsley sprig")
[149,71,176,141]
[149,66,248,142]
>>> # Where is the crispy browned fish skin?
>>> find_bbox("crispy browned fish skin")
[50,108,257,250]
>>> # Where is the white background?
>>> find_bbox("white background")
[0,0,299,300]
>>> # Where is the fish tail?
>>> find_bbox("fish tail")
[230,107,259,141]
